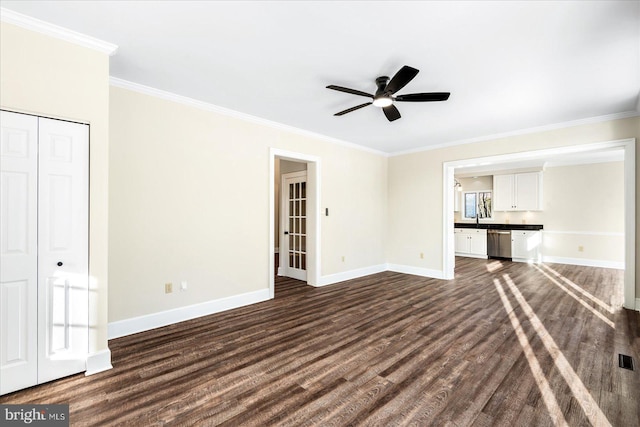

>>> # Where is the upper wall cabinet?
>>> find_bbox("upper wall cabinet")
[493,172,542,211]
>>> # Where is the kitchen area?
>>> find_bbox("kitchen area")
[454,170,544,263]
[452,151,625,269]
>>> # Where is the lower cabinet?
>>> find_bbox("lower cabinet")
[454,228,488,258]
[511,230,542,263]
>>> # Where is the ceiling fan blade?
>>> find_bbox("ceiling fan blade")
[385,66,419,94]
[334,102,372,116]
[382,104,401,122]
[395,92,451,102]
[326,85,374,98]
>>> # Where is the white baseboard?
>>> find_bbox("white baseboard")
[316,264,387,287]
[512,257,542,264]
[108,289,271,339]
[85,349,112,376]
[454,253,488,260]
[542,256,624,270]
[106,255,630,340]
[386,263,446,280]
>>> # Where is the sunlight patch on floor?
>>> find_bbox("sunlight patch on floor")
[501,274,612,427]
[539,264,615,313]
[532,265,614,328]
[493,278,568,426]
[486,260,504,273]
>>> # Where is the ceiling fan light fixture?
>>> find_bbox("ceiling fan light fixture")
[373,96,393,107]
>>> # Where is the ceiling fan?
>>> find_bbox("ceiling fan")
[326,65,450,122]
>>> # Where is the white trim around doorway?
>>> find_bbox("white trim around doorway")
[269,148,321,298]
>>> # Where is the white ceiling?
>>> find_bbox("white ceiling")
[2,1,639,154]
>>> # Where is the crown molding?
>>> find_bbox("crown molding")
[0,7,118,56]
[110,77,639,158]
[109,77,388,157]
[390,110,640,157]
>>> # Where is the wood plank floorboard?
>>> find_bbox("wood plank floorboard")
[1,257,639,426]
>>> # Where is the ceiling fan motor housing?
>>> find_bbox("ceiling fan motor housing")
[375,76,391,97]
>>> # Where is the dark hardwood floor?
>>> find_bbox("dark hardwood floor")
[2,257,639,426]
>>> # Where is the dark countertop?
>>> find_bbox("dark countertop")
[454,223,543,231]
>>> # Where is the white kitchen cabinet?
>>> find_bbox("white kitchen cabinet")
[493,174,515,211]
[511,230,542,263]
[454,228,488,258]
[493,172,542,211]
[454,231,469,254]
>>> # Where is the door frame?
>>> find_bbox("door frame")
[442,138,636,310]
[269,148,321,298]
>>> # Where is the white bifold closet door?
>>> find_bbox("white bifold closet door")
[0,111,89,395]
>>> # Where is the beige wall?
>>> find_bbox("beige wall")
[0,23,111,353]
[540,162,624,263]
[454,162,624,264]
[108,86,387,322]
[542,162,623,232]
[280,159,308,175]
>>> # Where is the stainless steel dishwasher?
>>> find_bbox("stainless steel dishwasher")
[487,229,512,259]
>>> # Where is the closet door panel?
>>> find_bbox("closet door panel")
[0,111,38,394]
[37,117,89,383]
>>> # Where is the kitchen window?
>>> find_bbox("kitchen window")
[463,191,492,219]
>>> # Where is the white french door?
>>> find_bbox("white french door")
[0,111,89,395]
[281,171,307,281]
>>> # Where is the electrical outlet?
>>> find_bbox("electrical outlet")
[341,256,345,262]
[165,283,173,293]
[420,252,424,259]
[578,246,584,252]
[180,281,187,291]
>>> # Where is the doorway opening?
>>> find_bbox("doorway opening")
[442,138,635,309]
[269,149,321,299]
